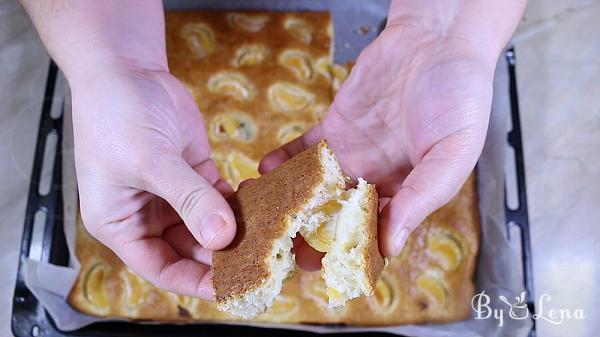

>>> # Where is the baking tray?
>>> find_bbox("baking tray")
[10,3,534,331]
[10,48,535,337]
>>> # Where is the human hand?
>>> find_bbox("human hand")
[18,0,237,299]
[71,64,236,300]
[261,0,524,269]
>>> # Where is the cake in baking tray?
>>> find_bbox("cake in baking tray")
[68,10,480,325]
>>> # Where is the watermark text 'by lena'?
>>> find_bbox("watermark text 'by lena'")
[472,291,585,327]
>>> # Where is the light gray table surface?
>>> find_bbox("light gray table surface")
[1,0,598,336]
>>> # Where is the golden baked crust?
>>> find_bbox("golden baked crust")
[68,9,480,326]
[362,184,385,294]
[213,141,326,303]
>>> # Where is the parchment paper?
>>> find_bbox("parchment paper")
[24,1,533,336]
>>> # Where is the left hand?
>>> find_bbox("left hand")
[71,63,236,299]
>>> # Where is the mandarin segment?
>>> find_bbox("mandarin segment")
[228,13,270,33]
[428,229,464,271]
[284,17,313,44]
[224,151,260,188]
[317,199,343,214]
[177,294,196,308]
[210,111,258,143]
[119,269,146,309]
[83,262,110,313]
[373,277,393,308]
[263,295,298,317]
[314,58,350,91]
[210,151,231,177]
[315,56,333,81]
[367,272,398,312]
[300,200,342,252]
[331,64,350,91]
[302,273,330,309]
[169,293,197,309]
[278,50,314,82]
[326,287,345,306]
[277,122,306,144]
[181,23,216,58]
[232,44,270,67]
[207,72,255,101]
[301,221,334,253]
[301,273,347,315]
[268,82,314,113]
[416,268,448,305]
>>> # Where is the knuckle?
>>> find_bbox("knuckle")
[178,185,210,220]
[154,259,192,294]
[402,183,439,224]
[79,207,104,240]
[154,261,176,291]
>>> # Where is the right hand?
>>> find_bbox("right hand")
[260,0,525,269]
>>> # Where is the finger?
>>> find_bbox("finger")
[145,157,236,250]
[192,159,222,185]
[291,235,303,254]
[140,178,232,236]
[378,197,392,213]
[379,133,477,257]
[237,178,255,189]
[117,237,214,300]
[140,193,182,230]
[163,223,213,265]
[158,72,213,168]
[294,236,324,271]
[97,197,181,240]
[214,179,234,197]
[191,160,234,197]
[258,124,323,174]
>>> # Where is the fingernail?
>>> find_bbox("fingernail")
[200,214,226,247]
[393,229,409,255]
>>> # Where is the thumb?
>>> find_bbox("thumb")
[379,135,477,257]
[145,157,236,250]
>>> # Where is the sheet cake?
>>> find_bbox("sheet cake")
[68,10,480,325]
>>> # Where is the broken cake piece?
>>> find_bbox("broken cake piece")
[212,140,384,318]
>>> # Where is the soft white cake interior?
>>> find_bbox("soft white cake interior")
[295,145,345,235]
[321,178,373,307]
[218,235,296,319]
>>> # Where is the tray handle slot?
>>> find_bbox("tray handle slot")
[504,48,536,337]
[28,209,47,261]
[15,60,67,267]
[38,131,58,197]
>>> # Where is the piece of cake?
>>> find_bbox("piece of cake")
[212,141,384,318]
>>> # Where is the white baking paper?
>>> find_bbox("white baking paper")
[23,1,533,336]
